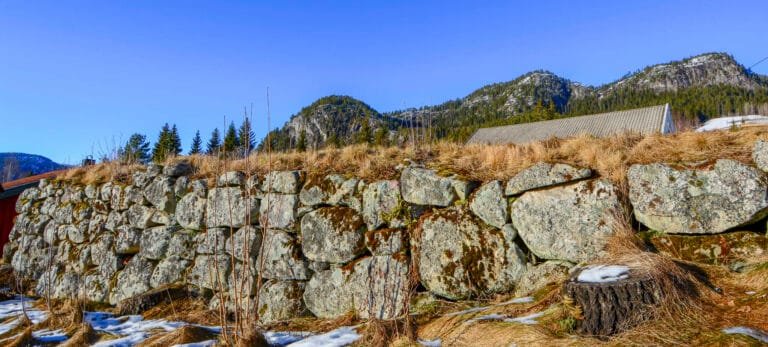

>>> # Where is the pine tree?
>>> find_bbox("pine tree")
[206,128,221,155]
[152,123,172,162]
[373,127,388,147]
[119,133,151,164]
[189,130,202,155]
[326,133,340,148]
[223,122,240,154]
[170,124,182,156]
[357,117,372,145]
[296,130,307,151]
[238,118,255,154]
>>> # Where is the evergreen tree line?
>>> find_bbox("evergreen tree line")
[117,118,256,164]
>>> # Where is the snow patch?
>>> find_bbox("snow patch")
[418,338,442,346]
[284,326,361,347]
[504,312,544,325]
[577,265,630,283]
[722,326,768,343]
[172,340,218,347]
[496,296,534,305]
[696,115,768,132]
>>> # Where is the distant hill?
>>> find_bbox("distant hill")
[261,52,768,150]
[0,153,68,183]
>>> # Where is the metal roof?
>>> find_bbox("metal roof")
[467,104,670,145]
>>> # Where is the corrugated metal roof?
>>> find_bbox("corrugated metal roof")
[467,104,669,145]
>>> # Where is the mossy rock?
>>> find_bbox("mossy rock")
[648,230,767,265]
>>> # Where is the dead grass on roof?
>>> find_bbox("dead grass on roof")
[58,127,768,187]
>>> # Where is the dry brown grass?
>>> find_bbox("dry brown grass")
[141,297,219,326]
[57,127,768,187]
[138,325,220,347]
[61,323,99,347]
[5,325,33,347]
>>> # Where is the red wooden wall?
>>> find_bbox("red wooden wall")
[0,195,18,257]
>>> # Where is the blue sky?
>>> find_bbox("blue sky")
[1,0,767,163]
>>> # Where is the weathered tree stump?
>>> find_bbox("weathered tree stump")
[564,266,664,336]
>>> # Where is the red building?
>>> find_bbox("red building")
[0,171,63,256]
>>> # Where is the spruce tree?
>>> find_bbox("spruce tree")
[152,123,172,162]
[206,128,221,155]
[296,130,307,151]
[373,127,388,147]
[357,117,372,145]
[223,122,240,154]
[238,118,255,153]
[170,124,182,156]
[119,133,150,164]
[189,130,202,155]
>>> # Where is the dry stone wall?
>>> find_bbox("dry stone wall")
[7,140,768,323]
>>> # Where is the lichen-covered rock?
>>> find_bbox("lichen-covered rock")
[124,185,146,205]
[628,160,768,234]
[164,160,193,177]
[66,222,88,244]
[115,225,141,255]
[298,176,332,206]
[259,193,298,230]
[752,140,768,172]
[84,272,110,303]
[513,261,572,297]
[417,207,527,300]
[505,163,592,196]
[174,176,189,197]
[362,180,403,230]
[217,171,246,187]
[105,210,127,231]
[194,228,230,255]
[84,184,99,200]
[301,207,366,263]
[91,233,121,278]
[190,179,208,198]
[110,256,155,305]
[144,177,176,213]
[263,171,303,194]
[469,180,508,228]
[257,280,308,324]
[220,227,259,263]
[43,221,59,245]
[400,167,458,207]
[206,187,259,228]
[11,235,50,278]
[87,213,107,239]
[176,194,206,230]
[127,204,156,229]
[149,210,172,225]
[350,255,410,320]
[110,185,129,211]
[188,254,231,290]
[52,203,74,224]
[326,176,363,210]
[150,256,191,288]
[303,267,354,318]
[139,226,178,260]
[511,179,622,262]
[167,231,196,259]
[258,229,310,280]
[647,231,767,264]
[365,228,407,255]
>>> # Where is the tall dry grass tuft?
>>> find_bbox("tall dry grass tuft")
[60,127,768,188]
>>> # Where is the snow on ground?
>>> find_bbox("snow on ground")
[496,296,534,305]
[722,326,768,343]
[577,265,630,283]
[0,296,48,336]
[284,326,361,347]
[504,312,544,325]
[418,338,442,346]
[264,331,313,345]
[696,115,768,132]
[32,329,68,343]
[172,340,218,347]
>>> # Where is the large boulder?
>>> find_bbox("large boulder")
[167,231,196,260]
[225,226,262,262]
[263,171,303,194]
[259,193,298,230]
[115,225,141,255]
[176,194,206,230]
[144,177,176,213]
[301,207,366,264]
[257,280,308,324]
[150,256,191,288]
[513,261,572,297]
[752,140,768,172]
[469,180,508,229]
[139,226,178,260]
[362,180,403,230]
[628,160,768,234]
[217,171,246,187]
[206,187,259,228]
[258,229,310,280]
[506,163,592,196]
[91,234,121,278]
[350,255,410,320]
[188,254,231,290]
[511,179,622,262]
[400,167,465,206]
[417,207,527,300]
[127,204,156,229]
[110,256,155,305]
[303,267,355,318]
[194,228,231,255]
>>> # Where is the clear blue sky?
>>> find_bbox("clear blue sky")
[1,0,767,163]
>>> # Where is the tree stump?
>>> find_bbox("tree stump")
[563,266,664,336]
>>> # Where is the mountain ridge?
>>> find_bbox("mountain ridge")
[0,152,68,183]
[261,52,768,150]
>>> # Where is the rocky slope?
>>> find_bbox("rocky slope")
[262,52,768,149]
